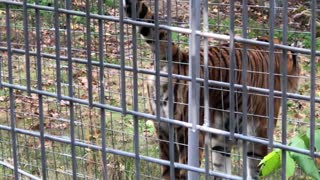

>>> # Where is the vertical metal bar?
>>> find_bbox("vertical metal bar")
[188,0,200,179]
[241,0,248,178]
[119,0,127,114]
[5,4,19,180]
[229,0,236,140]
[309,0,316,157]
[0,13,2,89]
[35,0,47,178]
[154,0,161,123]
[153,0,163,176]
[131,0,140,179]
[268,0,276,149]
[166,0,176,179]
[150,0,172,177]
[53,0,61,101]
[66,1,77,179]
[98,0,107,178]
[166,0,173,126]
[0,53,2,88]
[202,0,211,179]
[86,0,93,107]
[281,1,288,179]
[23,0,31,95]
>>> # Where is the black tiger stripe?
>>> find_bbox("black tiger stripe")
[161,168,170,178]
[292,52,298,67]
[209,47,224,82]
[139,3,148,19]
[173,58,181,120]
[140,27,150,37]
[218,47,230,82]
[159,31,165,40]
[247,152,263,159]
[235,48,242,83]
[211,47,229,82]
[212,146,231,157]
[145,39,152,44]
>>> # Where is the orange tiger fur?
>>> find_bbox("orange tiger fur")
[124,1,300,179]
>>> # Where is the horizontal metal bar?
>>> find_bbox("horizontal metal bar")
[0,82,319,159]
[0,124,241,180]
[2,0,320,55]
[196,126,320,158]
[0,118,319,163]
[0,46,314,103]
[0,160,41,180]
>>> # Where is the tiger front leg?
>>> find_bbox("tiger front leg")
[175,126,188,179]
[245,121,268,180]
[246,142,266,180]
[245,98,280,180]
[155,122,182,179]
[175,127,205,180]
[210,136,232,180]
[210,112,232,180]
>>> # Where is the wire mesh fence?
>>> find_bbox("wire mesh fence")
[0,0,319,179]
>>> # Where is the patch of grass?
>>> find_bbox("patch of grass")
[103,0,119,9]
[0,88,7,96]
[273,31,320,50]
[104,58,120,65]
[172,31,188,43]
[208,18,230,33]
[73,16,86,25]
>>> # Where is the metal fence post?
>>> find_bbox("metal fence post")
[281,1,289,179]
[5,3,19,180]
[202,0,211,179]
[267,0,276,149]
[35,0,47,178]
[187,0,201,179]
[131,0,141,179]
[241,0,249,178]
[309,0,317,159]
[98,0,108,178]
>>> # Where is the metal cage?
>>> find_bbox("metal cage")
[0,0,318,179]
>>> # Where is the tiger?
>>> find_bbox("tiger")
[123,0,301,179]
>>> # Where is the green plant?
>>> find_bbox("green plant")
[208,18,230,33]
[258,129,320,179]
[171,32,188,44]
[104,0,119,8]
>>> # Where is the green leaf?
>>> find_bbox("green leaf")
[289,136,320,180]
[284,152,295,180]
[306,129,320,150]
[258,149,281,177]
[300,133,310,149]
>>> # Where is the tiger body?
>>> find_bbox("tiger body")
[124,1,301,179]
